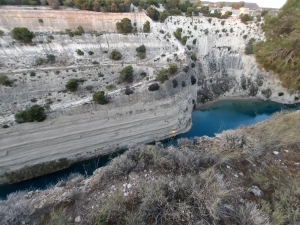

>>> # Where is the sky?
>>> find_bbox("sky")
[211,0,287,8]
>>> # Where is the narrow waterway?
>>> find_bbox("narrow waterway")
[0,99,299,200]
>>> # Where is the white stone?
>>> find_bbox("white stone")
[75,216,81,223]
[284,150,289,153]
[124,192,129,197]
[127,183,132,189]
[273,151,279,155]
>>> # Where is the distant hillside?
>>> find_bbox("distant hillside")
[199,1,260,8]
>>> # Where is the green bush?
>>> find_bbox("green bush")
[124,86,134,95]
[191,53,197,61]
[110,50,122,60]
[11,27,34,43]
[0,30,4,37]
[119,65,134,83]
[136,45,146,59]
[245,38,256,55]
[156,69,169,83]
[168,64,178,74]
[147,7,160,21]
[143,21,150,32]
[76,49,84,55]
[183,66,189,73]
[30,71,36,77]
[106,84,115,90]
[0,75,13,86]
[65,79,79,92]
[47,54,55,63]
[15,105,46,123]
[88,51,94,55]
[93,91,108,104]
[116,18,133,34]
[191,75,196,85]
[148,83,159,91]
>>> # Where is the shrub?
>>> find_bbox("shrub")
[136,45,146,59]
[156,69,169,83]
[191,63,195,68]
[15,105,46,123]
[168,64,178,74]
[93,91,108,104]
[191,53,197,61]
[146,7,160,21]
[88,51,94,55]
[208,18,212,23]
[46,54,55,63]
[119,65,134,83]
[148,83,159,91]
[76,49,84,55]
[182,80,186,87]
[193,38,197,45]
[143,21,150,32]
[124,86,134,95]
[11,27,34,43]
[243,34,248,39]
[278,92,284,96]
[116,18,133,34]
[245,38,256,55]
[106,84,115,90]
[183,66,189,73]
[0,75,14,86]
[191,75,196,85]
[30,71,36,77]
[0,30,4,37]
[110,50,122,60]
[65,79,79,92]
[172,79,178,88]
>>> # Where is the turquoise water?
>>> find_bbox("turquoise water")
[0,99,299,200]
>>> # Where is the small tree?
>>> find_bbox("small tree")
[110,50,122,60]
[0,75,13,87]
[136,44,146,59]
[116,18,133,34]
[119,65,134,83]
[143,21,150,33]
[65,79,79,92]
[191,75,196,85]
[15,105,46,123]
[93,91,108,104]
[168,64,178,74]
[148,83,160,91]
[47,54,55,63]
[191,53,197,61]
[156,69,169,83]
[11,27,34,43]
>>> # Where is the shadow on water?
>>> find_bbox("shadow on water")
[1,99,299,200]
[0,150,125,200]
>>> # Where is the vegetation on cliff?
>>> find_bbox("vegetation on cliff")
[11,27,34,43]
[254,0,300,90]
[15,105,46,123]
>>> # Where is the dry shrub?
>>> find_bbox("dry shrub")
[0,191,34,225]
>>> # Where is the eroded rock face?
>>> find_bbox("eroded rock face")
[0,10,298,184]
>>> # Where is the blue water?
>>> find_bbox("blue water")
[0,99,299,200]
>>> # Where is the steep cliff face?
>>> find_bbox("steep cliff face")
[0,6,149,32]
[0,9,298,184]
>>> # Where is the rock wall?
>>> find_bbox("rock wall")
[0,6,149,32]
[0,11,298,184]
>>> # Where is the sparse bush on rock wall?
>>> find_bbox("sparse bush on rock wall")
[148,83,159,91]
[11,27,34,43]
[15,105,46,123]
[110,50,122,60]
[93,91,108,104]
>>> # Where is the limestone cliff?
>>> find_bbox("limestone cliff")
[0,7,298,184]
